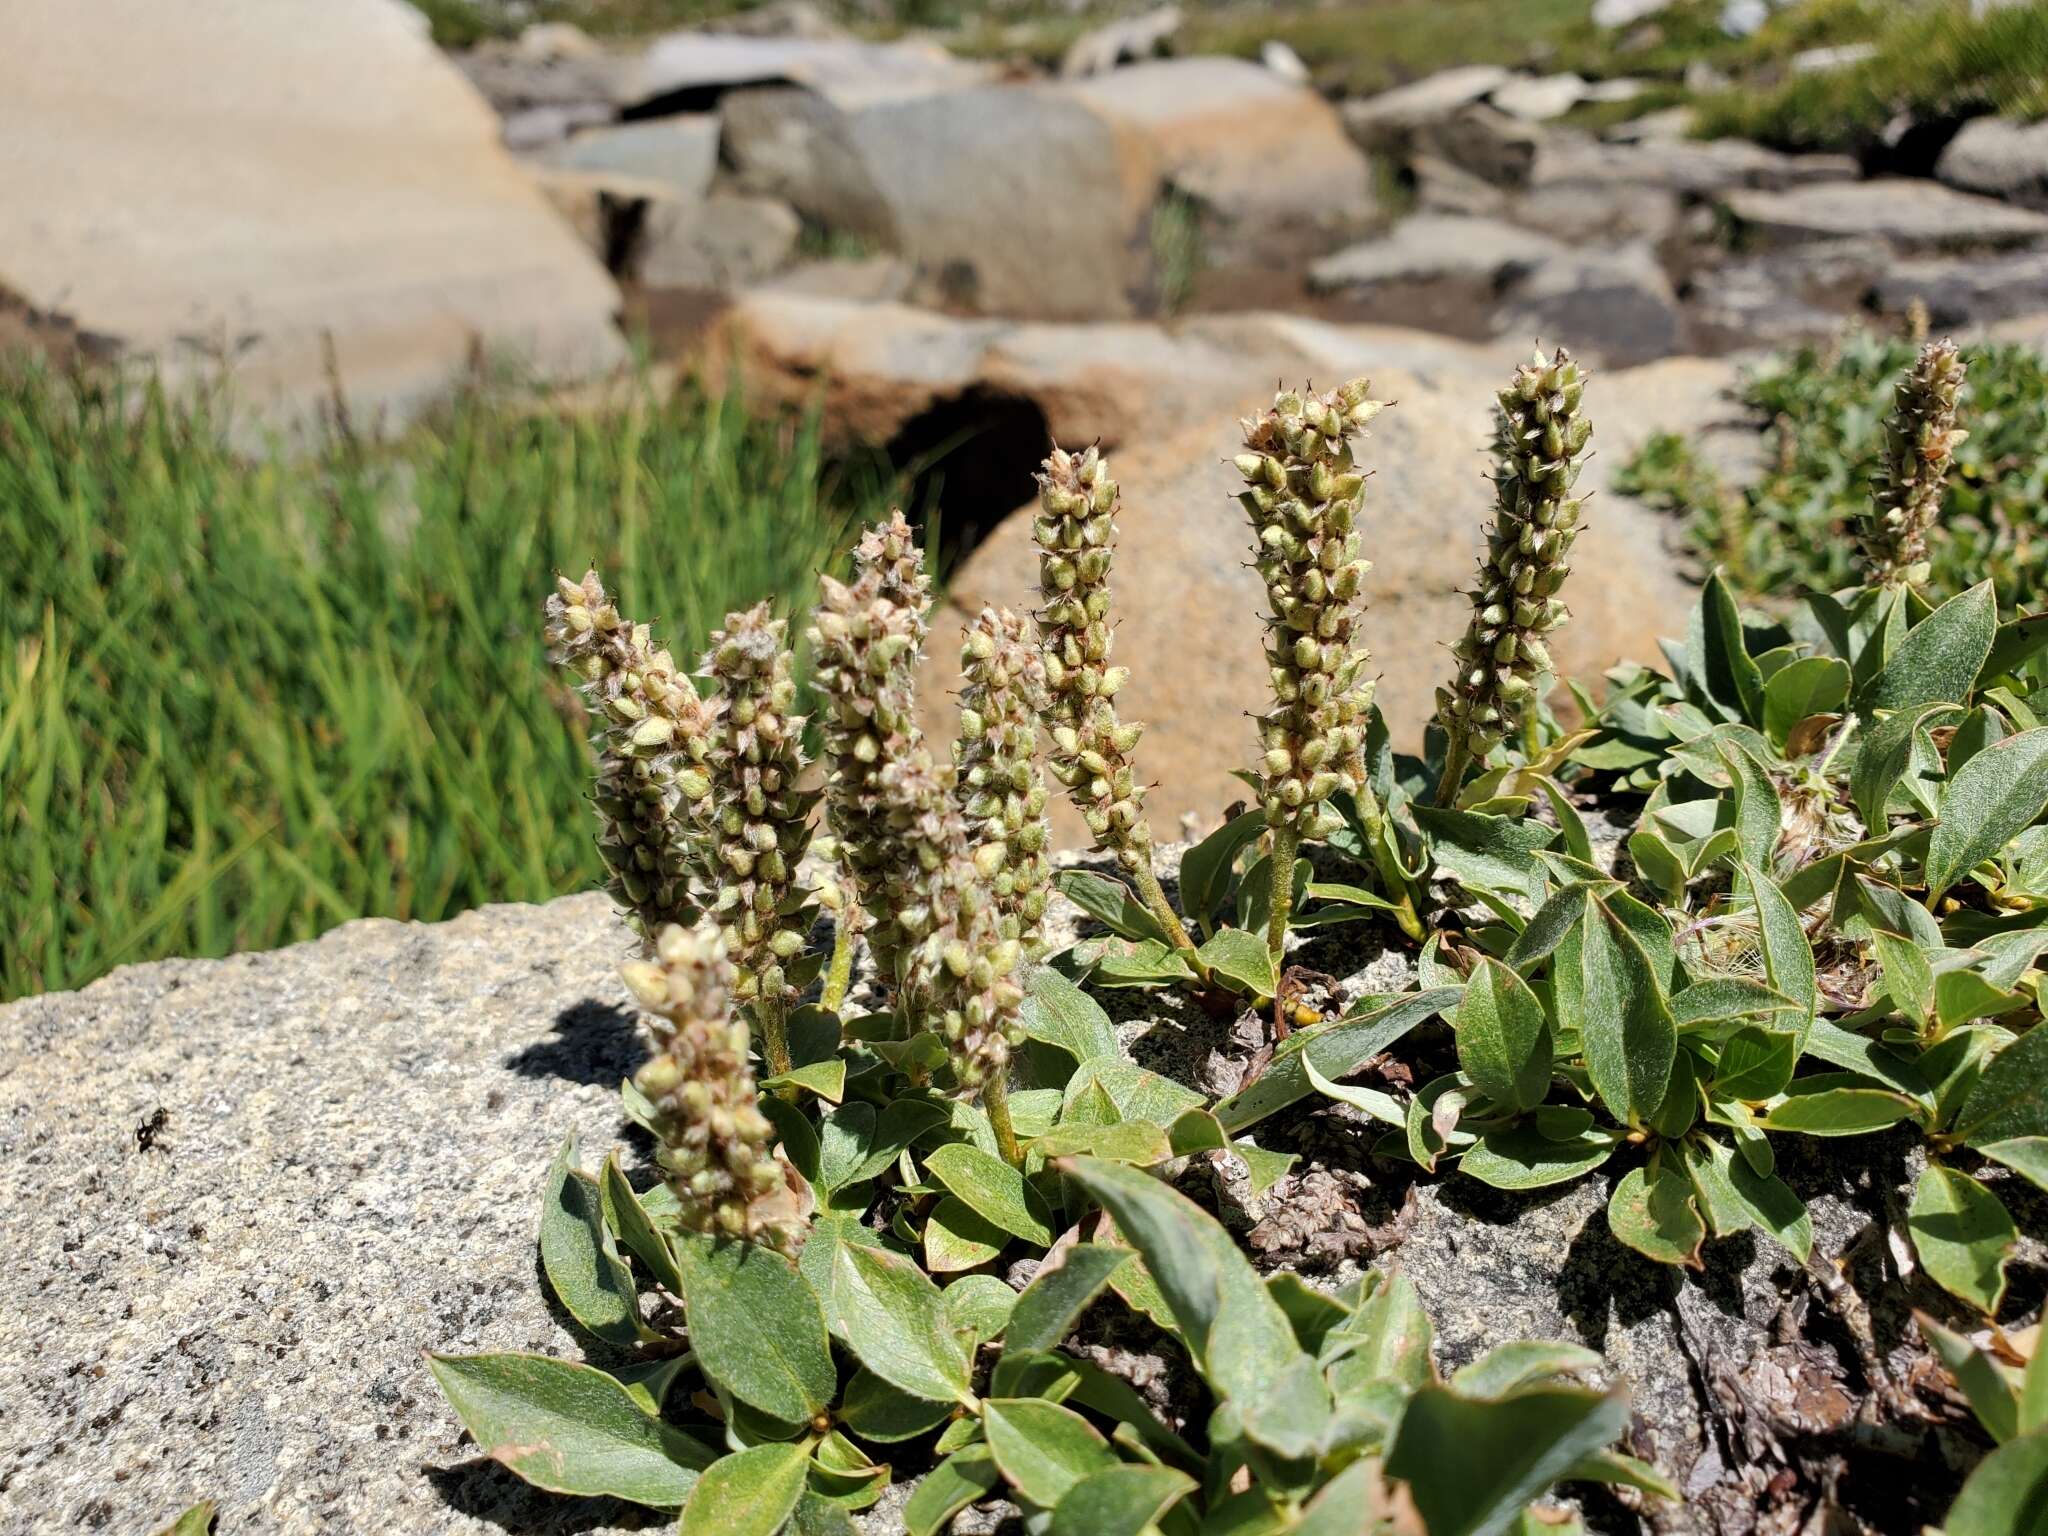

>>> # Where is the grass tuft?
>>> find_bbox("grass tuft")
[0,363,893,1001]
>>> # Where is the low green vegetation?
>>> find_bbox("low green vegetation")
[1696,0,2048,151]
[0,363,896,1002]
[1619,328,2048,610]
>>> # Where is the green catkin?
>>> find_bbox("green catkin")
[622,923,798,1254]
[1435,347,1591,801]
[543,571,714,940]
[1235,380,1386,844]
[1863,337,1968,590]
[1032,447,1196,959]
[809,512,932,993]
[700,604,818,1071]
[878,746,1027,1105]
[953,607,1054,957]
[1031,445,1152,867]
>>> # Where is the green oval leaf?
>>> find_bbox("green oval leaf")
[904,1446,1000,1536]
[1919,1310,2022,1445]
[1048,1464,1195,1536]
[1457,1122,1617,1191]
[671,1233,834,1425]
[1006,1243,1130,1355]
[924,1196,1007,1272]
[1944,1428,2048,1536]
[1385,1383,1628,1536]
[1180,810,1265,926]
[1764,654,1849,751]
[1019,967,1119,1068]
[425,1352,713,1505]
[1607,1161,1704,1267]
[1213,989,1459,1132]
[1909,1164,2016,1315]
[1953,1027,2048,1147]
[678,1443,810,1536]
[833,1241,973,1405]
[1196,926,1277,999]
[983,1397,1118,1508]
[540,1140,649,1347]
[1563,898,1676,1128]
[1054,869,1172,944]
[1753,1086,1917,1136]
[1861,581,1997,716]
[1928,728,2048,901]
[1454,956,1553,1114]
[924,1142,1055,1247]
[840,1367,956,1444]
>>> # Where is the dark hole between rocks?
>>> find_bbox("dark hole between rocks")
[880,386,1053,577]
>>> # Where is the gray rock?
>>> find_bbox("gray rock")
[537,115,721,202]
[5,0,626,436]
[1937,115,2048,212]
[1721,0,1770,37]
[1340,64,1511,154]
[1307,213,1562,295]
[1493,242,1686,367]
[1872,249,2048,327]
[1488,72,1590,123]
[1537,133,1857,197]
[500,102,615,154]
[1413,104,1545,189]
[1605,105,1699,144]
[1064,57,1376,262]
[721,85,896,243]
[725,82,1157,319]
[1687,241,1885,348]
[1410,153,1511,218]
[845,85,1157,319]
[0,895,653,1534]
[1058,3,1182,79]
[699,0,845,40]
[758,254,915,303]
[1259,39,1311,85]
[640,192,801,288]
[622,31,984,113]
[1790,41,1877,73]
[1591,0,1675,26]
[1510,178,1681,244]
[1720,178,2048,252]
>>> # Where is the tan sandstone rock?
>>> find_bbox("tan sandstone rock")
[1,0,627,431]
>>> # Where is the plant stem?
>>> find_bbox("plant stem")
[757,988,794,1082]
[1266,826,1299,972]
[1132,857,1199,961]
[1354,783,1426,943]
[982,1069,1023,1169]
[820,918,855,1014]
[1433,736,1472,809]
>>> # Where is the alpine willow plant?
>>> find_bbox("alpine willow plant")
[431,337,2048,1536]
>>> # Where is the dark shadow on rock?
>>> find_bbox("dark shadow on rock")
[423,1457,662,1534]
[507,999,643,1087]
[1689,1230,1759,1321]
[1559,1189,1676,1349]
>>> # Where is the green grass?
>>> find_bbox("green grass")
[0,364,899,1002]
[1694,0,2048,150]
[1616,328,2048,610]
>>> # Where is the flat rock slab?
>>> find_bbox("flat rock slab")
[2,0,626,433]
[0,895,648,1535]
[1307,213,1564,294]
[1719,178,2048,253]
